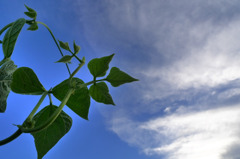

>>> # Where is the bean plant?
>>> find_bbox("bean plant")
[0,5,138,159]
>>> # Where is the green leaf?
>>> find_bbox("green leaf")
[58,40,71,51]
[24,4,37,13]
[73,41,80,54]
[2,18,26,58]
[52,78,90,120]
[55,55,73,64]
[31,105,72,159]
[11,67,46,95]
[89,82,115,105]
[27,22,38,31]
[106,67,138,87]
[24,4,37,19]
[88,54,114,78]
[0,60,17,112]
[24,12,37,20]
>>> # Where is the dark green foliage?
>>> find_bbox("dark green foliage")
[73,41,80,54]
[0,60,17,112]
[106,67,139,87]
[52,78,91,120]
[24,4,37,19]
[55,55,73,63]
[90,82,115,105]
[27,22,38,31]
[88,54,114,78]
[0,5,138,158]
[2,18,25,58]
[31,105,72,159]
[11,67,46,95]
[24,12,37,19]
[58,40,71,51]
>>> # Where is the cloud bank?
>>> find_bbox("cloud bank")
[74,0,240,158]
[111,105,240,159]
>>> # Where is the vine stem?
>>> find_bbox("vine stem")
[21,57,86,133]
[21,77,105,133]
[0,92,48,145]
[80,79,106,88]
[0,22,14,66]
[0,57,11,66]
[69,50,83,63]
[0,77,101,144]
[26,92,48,121]
[48,93,53,105]
[69,57,85,80]
[0,22,13,36]
[37,21,71,76]
[0,129,22,146]
[21,88,74,133]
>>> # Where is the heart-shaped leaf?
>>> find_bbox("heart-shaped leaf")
[88,54,114,78]
[89,82,115,105]
[52,78,90,120]
[2,18,26,58]
[0,60,17,112]
[31,105,72,159]
[106,67,138,87]
[11,67,46,95]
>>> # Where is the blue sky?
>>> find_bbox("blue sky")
[1,0,240,159]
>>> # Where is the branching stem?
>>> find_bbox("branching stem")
[48,93,53,105]
[69,50,83,63]
[69,59,85,80]
[0,22,13,36]
[26,92,48,121]
[0,57,11,66]
[21,58,86,133]
[80,79,106,88]
[21,88,74,133]
[0,129,22,146]
[37,21,71,75]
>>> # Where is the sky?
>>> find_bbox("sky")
[1,0,240,159]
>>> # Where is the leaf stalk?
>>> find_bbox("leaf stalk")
[69,59,85,80]
[21,88,74,133]
[69,50,83,63]
[0,22,13,36]
[37,21,71,75]
[0,129,22,146]
[26,91,48,121]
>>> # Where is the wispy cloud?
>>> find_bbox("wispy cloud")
[73,0,240,158]
[75,0,240,101]
[144,19,240,89]
[111,105,240,159]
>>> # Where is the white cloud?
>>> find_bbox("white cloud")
[73,1,240,159]
[142,18,240,101]
[75,0,240,85]
[110,105,240,159]
[73,0,240,103]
